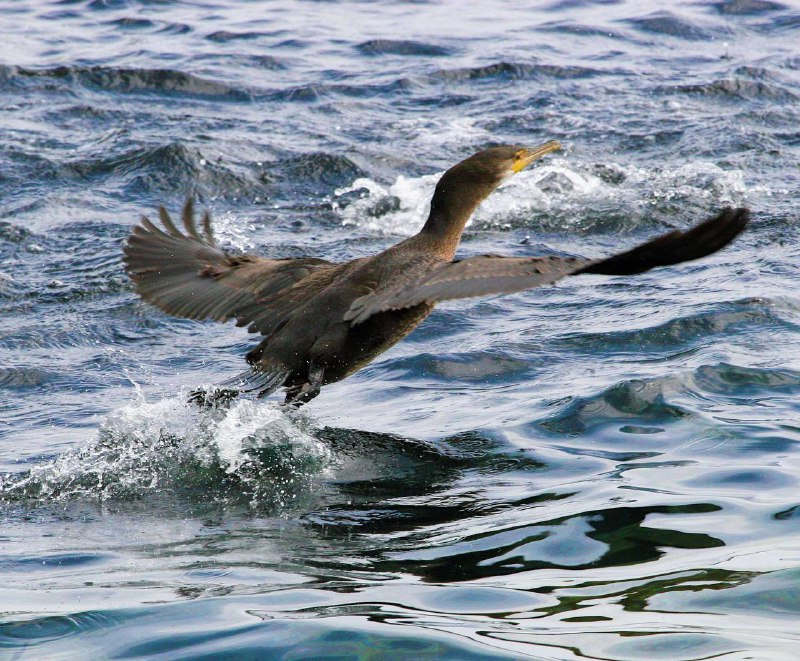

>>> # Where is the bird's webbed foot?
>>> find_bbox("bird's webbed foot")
[188,387,240,409]
[283,364,325,407]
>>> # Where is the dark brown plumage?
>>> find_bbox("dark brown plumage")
[123,142,749,406]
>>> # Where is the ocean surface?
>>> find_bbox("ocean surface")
[1,0,799,659]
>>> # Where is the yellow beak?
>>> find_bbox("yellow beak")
[512,140,562,173]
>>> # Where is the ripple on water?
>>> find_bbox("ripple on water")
[386,503,724,582]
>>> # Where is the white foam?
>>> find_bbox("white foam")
[0,393,332,508]
[212,211,257,252]
[212,399,328,475]
[334,173,440,235]
[333,158,749,236]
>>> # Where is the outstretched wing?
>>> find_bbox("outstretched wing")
[345,207,749,325]
[123,199,335,335]
[344,253,585,324]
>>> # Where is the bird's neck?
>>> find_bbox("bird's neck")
[417,176,487,260]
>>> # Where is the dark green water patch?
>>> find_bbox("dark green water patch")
[383,504,723,583]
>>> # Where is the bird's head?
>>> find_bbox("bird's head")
[419,139,561,259]
[454,140,563,187]
[427,139,562,226]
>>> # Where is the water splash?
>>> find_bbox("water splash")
[0,393,332,511]
[209,211,258,252]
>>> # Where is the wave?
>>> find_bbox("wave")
[243,58,618,104]
[384,351,533,383]
[59,141,269,199]
[428,61,609,83]
[0,394,544,523]
[714,0,788,15]
[0,56,629,113]
[0,270,16,298]
[357,39,451,57]
[0,65,253,100]
[536,21,631,40]
[540,376,695,436]
[0,220,32,244]
[107,17,156,30]
[206,30,268,43]
[538,361,800,436]
[673,78,798,102]
[557,298,797,354]
[271,152,367,194]
[624,11,730,40]
[0,367,55,389]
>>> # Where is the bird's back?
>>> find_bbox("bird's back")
[246,243,443,385]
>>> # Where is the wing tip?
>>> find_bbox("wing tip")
[577,205,750,277]
[726,206,750,234]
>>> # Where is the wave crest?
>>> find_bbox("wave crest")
[332,158,746,235]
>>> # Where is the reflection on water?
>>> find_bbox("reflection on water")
[2,0,800,658]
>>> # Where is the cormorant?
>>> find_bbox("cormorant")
[123,142,748,406]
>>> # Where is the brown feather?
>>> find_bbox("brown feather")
[181,198,202,241]
[157,205,182,237]
[123,203,335,331]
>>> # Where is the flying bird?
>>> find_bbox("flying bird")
[123,141,748,406]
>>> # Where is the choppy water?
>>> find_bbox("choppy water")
[1,0,800,658]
